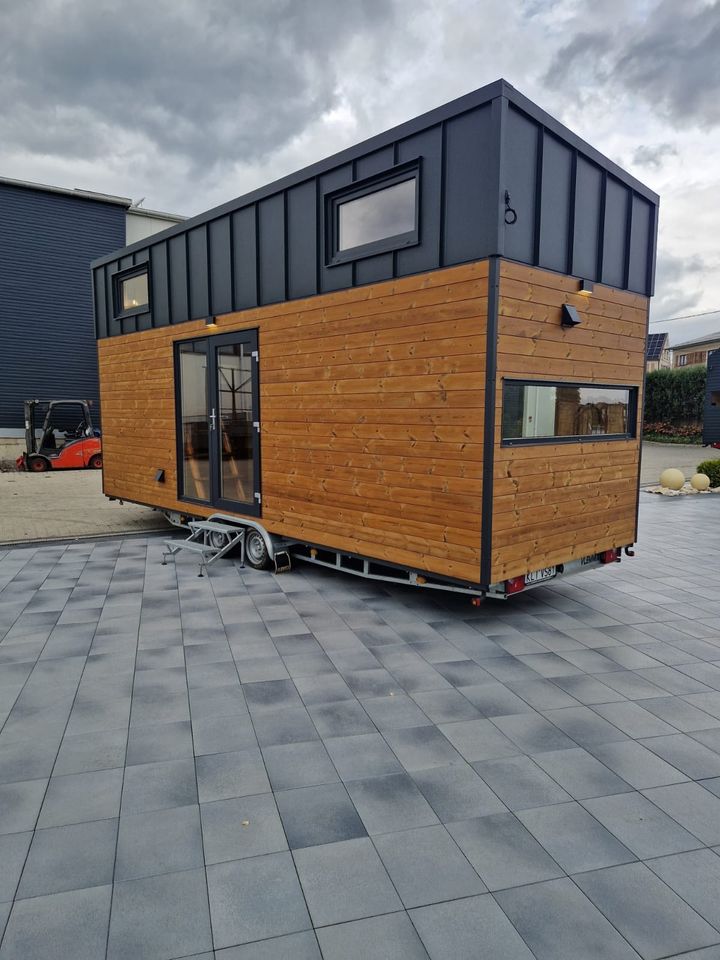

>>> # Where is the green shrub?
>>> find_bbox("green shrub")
[697,460,720,488]
[644,365,706,427]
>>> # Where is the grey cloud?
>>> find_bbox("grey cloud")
[632,142,678,169]
[652,250,705,320]
[544,0,720,127]
[0,0,396,168]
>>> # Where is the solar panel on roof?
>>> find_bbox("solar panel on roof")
[646,333,667,360]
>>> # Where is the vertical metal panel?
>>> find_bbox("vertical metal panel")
[104,264,115,331]
[168,234,189,322]
[187,225,210,319]
[538,132,573,273]
[573,157,602,281]
[627,195,652,294]
[443,104,495,265]
[355,146,394,179]
[133,249,152,331]
[209,217,233,315]
[352,147,396,283]
[602,177,628,289]
[502,107,538,264]
[94,268,107,339]
[258,194,285,304]
[320,164,353,293]
[150,243,170,327]
[396,125,442,274]
[232,206,258,310]
[286,181,318,300]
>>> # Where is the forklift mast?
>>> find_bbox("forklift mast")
[24,399,95,455]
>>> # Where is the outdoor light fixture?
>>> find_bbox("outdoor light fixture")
[579,280,594,294]
[561,303,582,327]
[206,315,217,327]
[155,469,165,483]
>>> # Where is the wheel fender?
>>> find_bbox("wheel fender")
[208,515,275,560]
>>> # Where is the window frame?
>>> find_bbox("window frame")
[325,160,421,266]
[500,377,639,447]
[112,265,151,319]
[678,355,688,366]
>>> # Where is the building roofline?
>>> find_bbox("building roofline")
[127,205,186,222]
[91,78,659,270]
[672,329,720,350]
[0,175,132,207]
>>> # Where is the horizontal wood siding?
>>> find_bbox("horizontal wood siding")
[98,262,488,582]
[491,261,648,581]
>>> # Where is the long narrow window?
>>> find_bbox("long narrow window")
[502,380,637,444]
[178,341,210,501]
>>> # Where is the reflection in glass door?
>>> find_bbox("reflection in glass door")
[216,343,254,506]
[176,331,260,515]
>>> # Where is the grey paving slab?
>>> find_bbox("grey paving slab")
[591,700,678,738]
[582,791,703,858]
[262,739,338,791]
[196,748,270,803]
[589,740,689,789]
[192,713,258,756]
[201,793,287,864]
[275,782,367,848]
[518,801,635,873]
[437,718,520,762]
[345,772,439,834]
[115,804,204,880]
[0,884,112,960]
[107,867,213,960]
[362,692,432,728]
[473,755,572,810]
[492,712,579,752]
[642,782,720,845]
[495,877,642,960]
[207,852,311,949]
[308,699,376,738]
[575,862,720,960]
[638,733,720,779]
[54,728,127,776]
[17,818,117,899]
[373,824,486,908]
[38,768,123,828]
[459,681,537,716]
[0,778,47,834]
[294,836,402,926]
[541,706,628,747]
[409,894,535,960]
[325,732,403,780]
[641,696,720,732]
[216,930,321,959]
[447,812,564,891]
[410,761,507,821]
[315,912,429,960]
[531,747,633,799]
[251,705,320,747]
[647,849,720,929]
[121,758,198,813]
[0,832,32,903]
[382,725,462,771]
[0,737,58,785]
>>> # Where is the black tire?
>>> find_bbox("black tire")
[27,455,50,472]
[88,453,103,469]
[244,529,270,570]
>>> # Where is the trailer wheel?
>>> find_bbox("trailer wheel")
[244,529,270,570]
[88,454,103,469]
[27,455,50,472]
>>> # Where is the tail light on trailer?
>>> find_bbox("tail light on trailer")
[599,549,621,564]
[505,575,526,595]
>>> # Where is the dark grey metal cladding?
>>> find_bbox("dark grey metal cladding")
[703,349,720,446]
[92,80,659,339]
[1,181,125,428]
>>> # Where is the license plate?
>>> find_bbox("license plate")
[526,566,556,584]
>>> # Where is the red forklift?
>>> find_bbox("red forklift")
[16,399,102,472]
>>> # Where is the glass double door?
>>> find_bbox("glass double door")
[176,330,260,515]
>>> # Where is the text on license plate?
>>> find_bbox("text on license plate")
[526,566,557,584]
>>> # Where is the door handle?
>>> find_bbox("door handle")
[209,408,217,431]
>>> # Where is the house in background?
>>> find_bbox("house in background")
[0,176,184,457]
[673,323,720,368]
[646,331,671,372]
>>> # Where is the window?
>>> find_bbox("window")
[678,355,688,366]
[327,164,419,264]
[502,380,637,445]
[113,266,149,317]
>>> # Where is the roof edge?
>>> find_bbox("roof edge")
[0,175,131,207]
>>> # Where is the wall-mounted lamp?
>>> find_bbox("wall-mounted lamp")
[561,304,582,327]
[155,468,165,483]
[206,315,217,327]
[578,280,594,295]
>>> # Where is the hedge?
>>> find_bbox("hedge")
[644,365,706,426]
[697,460,720,488]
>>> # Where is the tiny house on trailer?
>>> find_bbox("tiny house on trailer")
[91,79,658,599]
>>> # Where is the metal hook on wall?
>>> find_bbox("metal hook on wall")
[504,190,517,225]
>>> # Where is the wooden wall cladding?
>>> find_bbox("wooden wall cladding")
[491,261,648,581]
[98,261,489,583]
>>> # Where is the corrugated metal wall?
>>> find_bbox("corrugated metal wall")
[703,350,720,445]
[93,82,659,340]
[0,184,126,430]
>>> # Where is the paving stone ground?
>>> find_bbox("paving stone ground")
[0,494,719,959]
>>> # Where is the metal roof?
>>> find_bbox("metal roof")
[672,324,720,350]
[0,175,131,207]
[646,331,668,360]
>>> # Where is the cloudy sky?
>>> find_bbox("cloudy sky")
[1,0,719,343]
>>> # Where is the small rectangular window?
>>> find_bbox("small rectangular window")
[678,355,687,366]
[327,163,419,264]
[502,380,637,445]
[113,266,149,318]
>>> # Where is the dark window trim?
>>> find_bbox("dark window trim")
[325,159,421,266]
[112,264,151,319]
[500,377,638,447]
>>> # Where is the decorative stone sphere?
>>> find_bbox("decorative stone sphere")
[691,473,710,491]
[659,468,685,490]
